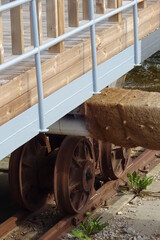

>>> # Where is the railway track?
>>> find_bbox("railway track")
[0,149,158,240]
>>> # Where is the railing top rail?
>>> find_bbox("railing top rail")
[0,0,31,12]
[0,0,140,71]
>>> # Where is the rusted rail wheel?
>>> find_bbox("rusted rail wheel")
[9,134,52,211]
[99,142,130,180]
[48,134,65,151]
[54,136,95,214]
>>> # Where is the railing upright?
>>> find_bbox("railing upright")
[68,0,79,27]
[108,0,122,22]
[30,0,47,132]
[133,0,140,66]
[30,0,43,45]
[0,0,4,63]
[89,0,99,94]
[96,0,106,14]
[10,0,24,54]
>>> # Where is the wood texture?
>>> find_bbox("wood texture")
[10,0,24,54]
[46,0,58,52]
[108,0,122,22]
[46,0,58,37]
[68,0,79,27]
[83,0,89,20]
[0,0,4,63]
[108,0,117,8]
[96,0,106,14]
[48,0,65,53]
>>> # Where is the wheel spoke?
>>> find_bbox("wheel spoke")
[72,156,86,168]
[113,159,123,173]
[71,190,82,210]
[54,136,95,214]
[99,142,130,180]
[69,182,81,193]
[22,162,32,169]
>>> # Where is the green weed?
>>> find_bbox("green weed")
[127,171,153,195]
[71,212,109,240]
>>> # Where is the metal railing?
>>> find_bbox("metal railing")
[0,0,141,132]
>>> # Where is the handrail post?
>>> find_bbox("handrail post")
[30,0,48,132]
[133,0,140,66]
[89,0,100,94]
[30,0,43,45]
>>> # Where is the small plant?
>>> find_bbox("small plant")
[71,212,109,240]
[127,171,153,195]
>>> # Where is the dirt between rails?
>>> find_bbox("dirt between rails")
[1,150,160,240]
[1,202,62,240]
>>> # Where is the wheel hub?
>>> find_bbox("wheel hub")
[82,161,94,192]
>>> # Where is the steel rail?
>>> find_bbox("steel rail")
[0,0,30,12]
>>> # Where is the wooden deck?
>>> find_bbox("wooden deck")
[0,0,159,127]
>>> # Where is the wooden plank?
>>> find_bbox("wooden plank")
[46,0,58,38]
[46,0,65,53]
[54,0,65,53]
[36,0,43,44]
[68,0,79,27]
[0,0,4,63]
[108,0,122,23]
[138,0,147,9]
[30,0,43,45]
[108,0,117,8]
[83,0,89,20]
[96,0,106,14]
[10,0,24,55]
